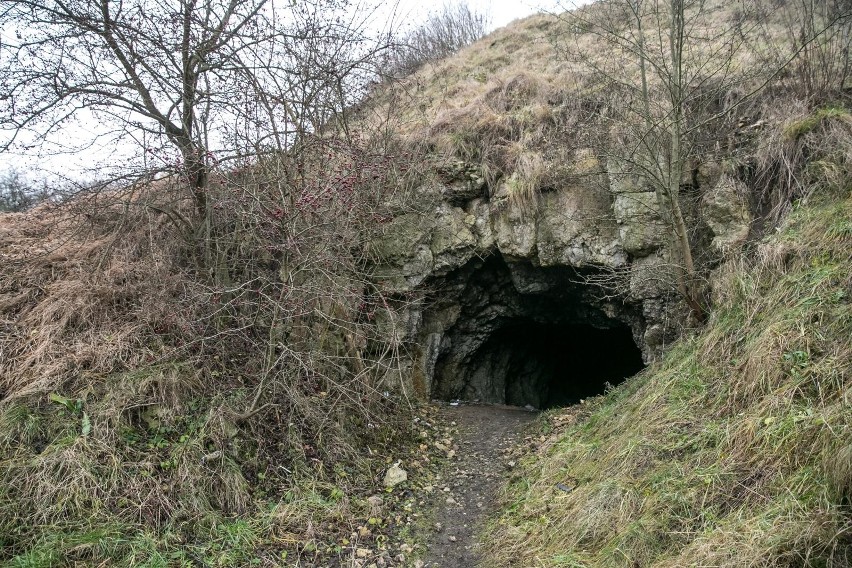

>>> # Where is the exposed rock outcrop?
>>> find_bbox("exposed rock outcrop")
[368,156,729,404]
[702,174,753,252]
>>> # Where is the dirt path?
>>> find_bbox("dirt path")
[422,404,537,568]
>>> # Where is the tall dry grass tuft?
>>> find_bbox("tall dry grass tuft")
[753,103,852,222]
[0,189,191,401]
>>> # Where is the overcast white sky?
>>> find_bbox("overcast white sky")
[389,0,563,31]
[0,0,571,182]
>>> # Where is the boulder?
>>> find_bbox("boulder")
[613,191,667,255]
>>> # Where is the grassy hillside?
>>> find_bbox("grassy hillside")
[1,0,850,565]
[373,15,852,565]
[485,142,852,565]
[363,0,843,234]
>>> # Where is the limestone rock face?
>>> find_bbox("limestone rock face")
[438,161,488,204]
[467,198,495,250]
[490,184,538,260]
[629,253,676,301]
[370,213,435,290]
[368,156,733,402]
[430,203,477,272]
[703,175,752,252]
[614,191,667,255]
[536,183,625,268]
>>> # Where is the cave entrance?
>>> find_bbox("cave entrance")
[468,320,644,409]
[428,255,646,409]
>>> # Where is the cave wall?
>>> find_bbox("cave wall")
[368,157,749,402]
[425,256,646,407]
[467,321,643,408]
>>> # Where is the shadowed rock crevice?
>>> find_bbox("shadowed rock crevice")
[426,255,646,408]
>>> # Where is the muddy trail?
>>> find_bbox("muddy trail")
[422,404,537,567]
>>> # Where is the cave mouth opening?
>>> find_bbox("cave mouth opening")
[428,256,647,410]
[471,320,645,409]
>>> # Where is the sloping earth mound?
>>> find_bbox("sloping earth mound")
[0,188,424,565]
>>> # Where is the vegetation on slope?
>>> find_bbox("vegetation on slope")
[0,0,849,565]
[0,1,496,562]
[0,141,439,565]
[365,0,851,326]
[485,111,852,566]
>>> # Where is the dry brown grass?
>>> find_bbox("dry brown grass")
[361,0,827,229]
[0,139,424,563]
[0,190,189,400]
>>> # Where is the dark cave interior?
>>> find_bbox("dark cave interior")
[429,255,646,409]
[469,320,644,409]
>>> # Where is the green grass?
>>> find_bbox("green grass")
[0,364,402,566]
[783,106,851,141]
[484,192,852,567]
[0,354,443,566]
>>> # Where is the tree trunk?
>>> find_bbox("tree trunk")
[666,0,705,321]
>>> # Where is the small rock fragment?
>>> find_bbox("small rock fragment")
[384,463,408,487]
[367,494,384,511]
[356,548,371,558]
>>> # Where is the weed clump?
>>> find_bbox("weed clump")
[783,106,851,141]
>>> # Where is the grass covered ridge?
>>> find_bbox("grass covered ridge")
[485,187,852,566]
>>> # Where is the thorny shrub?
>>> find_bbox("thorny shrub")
[0,132,428,560]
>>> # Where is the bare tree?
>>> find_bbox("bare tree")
[0,0,426,467]
[383,2,491,78]
[0,0,379,223]
[0,169,46,212]
[0,3,432,559]
[556,0,850,320]
[780,0,852,101]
